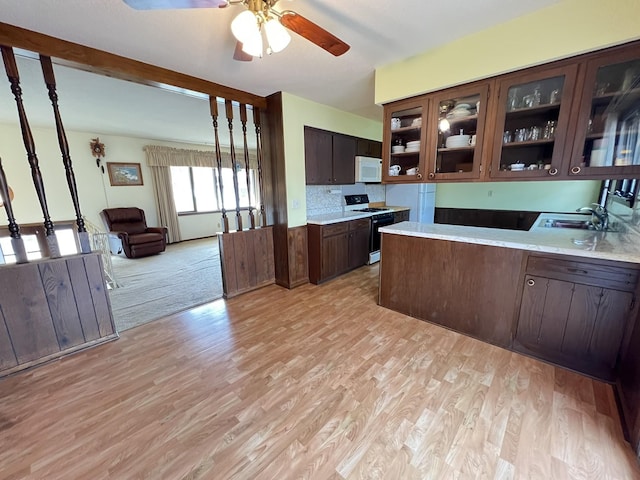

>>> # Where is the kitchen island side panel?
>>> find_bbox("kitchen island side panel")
[379,234,523,348]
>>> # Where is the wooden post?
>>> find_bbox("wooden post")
[39,55,91,254]
[253,106,267,227]
[209,96,229,233]
[240,103,255,229]
[0,158,27,263]
[225,99,243,232]
[1,45,60,258]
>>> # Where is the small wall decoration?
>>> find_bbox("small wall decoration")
[90,137,106,172]
[106,162,144,186]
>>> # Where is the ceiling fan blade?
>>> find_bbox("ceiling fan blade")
[279,10,350,57]
[233,41,253,62]
[122,0,228,9]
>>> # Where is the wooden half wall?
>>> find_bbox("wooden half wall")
[0,252,118,377]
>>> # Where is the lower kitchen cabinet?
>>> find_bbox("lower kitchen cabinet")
[379,235,522,348]
[308,219,370,284]
[392,209,410,223]
[513,255,639,381]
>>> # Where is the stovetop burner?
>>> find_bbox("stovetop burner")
[354,207,388,212]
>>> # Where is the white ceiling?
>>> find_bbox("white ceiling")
[0,0,562,144]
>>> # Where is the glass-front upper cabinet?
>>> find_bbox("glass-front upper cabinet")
[568,47,640,178]
[383,97,429,182]
[425,82,490,181]
[490,65,578,179]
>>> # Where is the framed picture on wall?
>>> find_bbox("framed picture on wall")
[106,162,144,186]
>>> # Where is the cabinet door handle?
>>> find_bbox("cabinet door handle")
[548,167,558,176]
[527,279,535,286]
[417,173,423,179]
[571,166,581,174]
[428,172,436,180]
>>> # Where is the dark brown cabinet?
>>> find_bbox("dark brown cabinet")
[427,81,491,181]
[567,44,640,179]
[392,209,409,223]
[356,138,382,158]
[514,255,639,380]
[308,218,370,284]
[304,126,359,185]
[382,39,640,183]
[383,97,429,182]
[489,65,578,179]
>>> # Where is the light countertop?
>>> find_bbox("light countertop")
[307,205,409,225]
[379,213,640,264]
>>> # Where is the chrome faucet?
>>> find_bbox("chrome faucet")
[576,203,609,231]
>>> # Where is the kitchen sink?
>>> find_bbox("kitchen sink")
[540,218,623,233]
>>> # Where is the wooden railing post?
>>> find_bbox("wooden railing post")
[240,103,255,229]
[0,158,27,263]
[209,96,229,233]
[1,45,60,258]
[39,55,91,254]
[225,99,242,232]
[253,106,267,227]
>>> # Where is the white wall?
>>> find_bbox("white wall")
[0,122,228,240]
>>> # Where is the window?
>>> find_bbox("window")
[0,223,79,264]
[170,166,260,214]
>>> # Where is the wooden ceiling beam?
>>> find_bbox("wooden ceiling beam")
[0,22,267,109]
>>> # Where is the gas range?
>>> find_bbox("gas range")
[343,194,395,265]
[343,194,394,217]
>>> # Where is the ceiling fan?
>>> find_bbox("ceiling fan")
[122,0,350,61]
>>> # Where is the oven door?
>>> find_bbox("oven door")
[370,214,395,253]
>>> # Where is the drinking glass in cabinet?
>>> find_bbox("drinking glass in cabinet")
[581,58,640,168]
[498,76,566,172]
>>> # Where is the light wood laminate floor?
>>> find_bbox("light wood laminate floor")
[1,265,639,479]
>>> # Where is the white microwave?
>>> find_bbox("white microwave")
[355,156,382,183]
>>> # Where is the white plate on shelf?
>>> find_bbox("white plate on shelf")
[406,141,421,147]
[404,147,420,153]
[454,103,471,109]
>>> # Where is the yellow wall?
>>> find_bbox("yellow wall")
[374,0,639,212]
[281,92,382,227]
[376,0,640,104]
[435,180,602,212]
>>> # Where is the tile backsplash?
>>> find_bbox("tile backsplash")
[306,184,386,216]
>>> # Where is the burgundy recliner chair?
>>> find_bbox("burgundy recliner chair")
[100,207,168,259]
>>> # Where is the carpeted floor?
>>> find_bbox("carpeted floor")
[108,237,223,331]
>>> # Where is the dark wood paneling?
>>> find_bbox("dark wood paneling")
[83,255,115,337]
[0,265,58,363]
[379,235,522,348]
[0,312,16,370]
[0,22,266,109]
[617,308,640,448]
[287,225,309,288]
[219,227,276,298]
[356,138,382,158]
[590,288,631,368]
[265,93,290,288]
[0,253,116,377]
[67,256,101,341]
[38,260,85,349]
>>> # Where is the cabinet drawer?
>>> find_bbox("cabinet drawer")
[526,255,639,292]
[349,218,371,231]
[322,222,349,237]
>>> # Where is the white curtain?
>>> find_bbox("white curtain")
[143,145,258,243]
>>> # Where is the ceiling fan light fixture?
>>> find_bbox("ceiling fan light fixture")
[241,27,264,57]
[264,17,290,54]
[231,9,259,43]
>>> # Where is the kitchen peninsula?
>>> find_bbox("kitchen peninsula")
[378,214,640,443]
